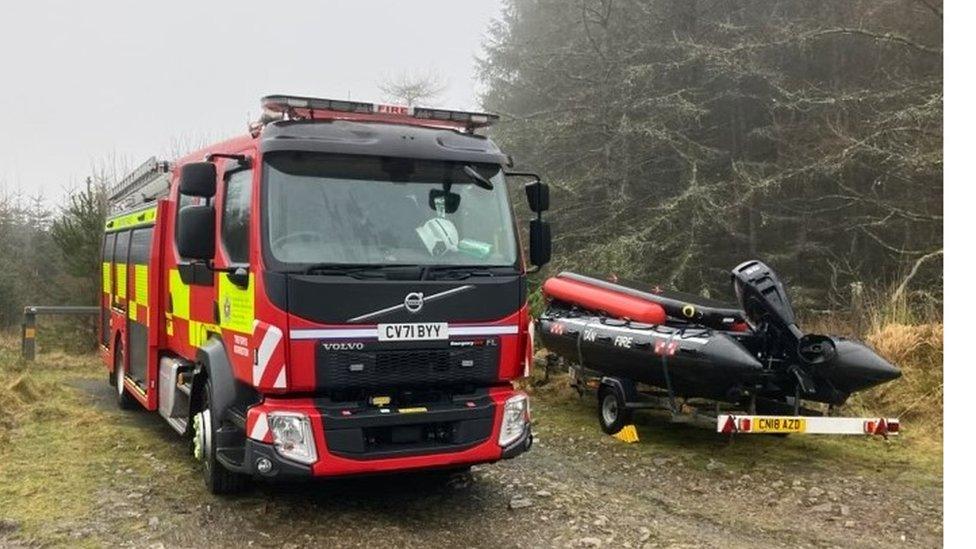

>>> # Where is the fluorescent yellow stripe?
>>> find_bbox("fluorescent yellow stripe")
[105,205,157,231]
[188,320,220,348]
[218,273,255,334]
[128,301,137,321]
[115,264,127,298]
[169,269,190,319]
[135,264,149,306]
[102,263,111,294]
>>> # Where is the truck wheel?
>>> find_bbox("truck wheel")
[598,385,633,435]
[113,341,137,410]
[194,378,248,495]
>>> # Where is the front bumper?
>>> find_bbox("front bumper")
[242,387,531,479]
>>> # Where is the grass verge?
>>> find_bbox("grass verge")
[0,334,189,545]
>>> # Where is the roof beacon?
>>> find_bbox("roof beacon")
[252,94,500,136]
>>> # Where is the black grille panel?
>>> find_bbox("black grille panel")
[316,342,499,390]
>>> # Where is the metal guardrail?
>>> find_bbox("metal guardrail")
[21,305,99,361]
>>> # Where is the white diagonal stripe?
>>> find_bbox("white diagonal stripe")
[254,325,282,383]
[250,412,268,441]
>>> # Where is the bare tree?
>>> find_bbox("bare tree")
[378,70,448,106]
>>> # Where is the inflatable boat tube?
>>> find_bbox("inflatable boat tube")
[542,276,667,325]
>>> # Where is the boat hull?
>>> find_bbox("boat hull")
[537,313,764,401]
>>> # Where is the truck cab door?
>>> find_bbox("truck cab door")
[213,155,257,379]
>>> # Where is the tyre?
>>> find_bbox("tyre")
[113,340,138,410]
[597,384,634,435]
[194,378,249,495]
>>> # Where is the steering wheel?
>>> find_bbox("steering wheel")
[271,231,323,250]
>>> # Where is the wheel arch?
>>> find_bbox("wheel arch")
[599,376,640,403]
[190,335,259,423]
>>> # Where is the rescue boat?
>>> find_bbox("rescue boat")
[537,260,901,407]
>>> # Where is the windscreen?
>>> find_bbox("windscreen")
[263,153,518,269]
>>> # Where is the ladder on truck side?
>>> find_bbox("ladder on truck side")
[108,156,171,212]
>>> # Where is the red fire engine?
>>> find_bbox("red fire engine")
[100,95,550,493]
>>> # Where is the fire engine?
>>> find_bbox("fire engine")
[100,95,550,493]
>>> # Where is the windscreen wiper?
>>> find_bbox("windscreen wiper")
[303,263,423,279]
[423,265,510,280]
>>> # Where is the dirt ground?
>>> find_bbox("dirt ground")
[0,354,942,548]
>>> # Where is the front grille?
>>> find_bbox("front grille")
[316,343,499,390]
[321,397,496,459]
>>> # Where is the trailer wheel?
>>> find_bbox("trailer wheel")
[194,378,248,495]
[113,339,137,410]
[597,385,633,435]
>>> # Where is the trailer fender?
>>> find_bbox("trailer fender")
[599,376,641,405]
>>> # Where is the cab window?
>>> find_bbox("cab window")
[221,169,252,263]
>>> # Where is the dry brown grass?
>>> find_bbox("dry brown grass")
[0,331,95,445]
[796,280,944,448]
[856,323,943,420]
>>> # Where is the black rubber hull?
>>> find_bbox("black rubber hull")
[537,313,764,402]
[813,338,902,398]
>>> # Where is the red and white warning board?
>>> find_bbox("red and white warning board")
[717,414,900,436]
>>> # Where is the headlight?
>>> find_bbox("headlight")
[498,394,530,447]
[268,412,318,465]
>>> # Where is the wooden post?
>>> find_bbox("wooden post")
[20,305,98,361]
[22,308,36,361]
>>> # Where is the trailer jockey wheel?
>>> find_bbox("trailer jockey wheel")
[597,384,633,435]
[113,340,137,410]
[194,379,248,495]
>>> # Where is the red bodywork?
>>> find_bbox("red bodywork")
[100,123,532,477]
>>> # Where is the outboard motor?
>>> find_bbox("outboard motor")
[731,260,801,338]
[731,260,836,365]
[731,260,899,403]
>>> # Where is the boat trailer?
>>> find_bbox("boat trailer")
[558,357,900,439]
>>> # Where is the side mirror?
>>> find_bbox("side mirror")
[177,205,215,260]
[529,219,551,267]
[429,189,461,214]
[180,162,217,198]
[507,170,552,270]
[525,181,550,213]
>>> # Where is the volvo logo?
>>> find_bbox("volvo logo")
[404,292,424,313]
[322,342,365,351]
